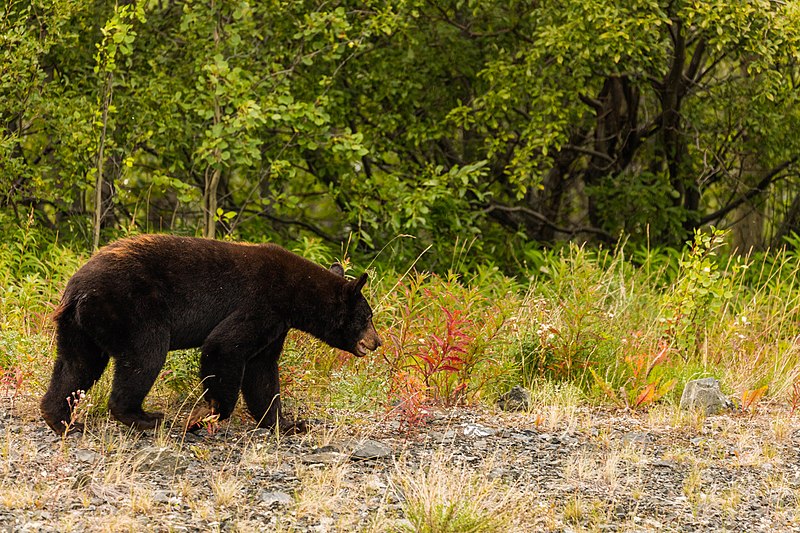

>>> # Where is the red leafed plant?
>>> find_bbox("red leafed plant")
[591,336,677,410]
[409,308,473,406]
[790,375,800,415]
[0,366,29,410]
[625,338,677,409]
[387,307,473,429]
[629,339,677,409]
[742,385,768,414]
[382,273,512,428]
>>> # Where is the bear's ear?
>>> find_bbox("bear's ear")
[351,273,368,294]
[329,263,345,277]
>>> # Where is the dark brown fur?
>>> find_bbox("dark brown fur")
[40,235,381,435]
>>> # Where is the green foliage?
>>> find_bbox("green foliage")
[2,1,799,263]
[0,213,82,332]
[661,228,740,359]
[519,245,626,387]
[161,349,201,399]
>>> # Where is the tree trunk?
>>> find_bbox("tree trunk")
[203,163,222,239]
[203,7,222,240]
[94,72,113,250]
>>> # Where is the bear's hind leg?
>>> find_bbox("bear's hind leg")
[108,333,169,430]
[41,318,110,435]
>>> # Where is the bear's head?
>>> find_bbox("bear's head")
[330,264,382,357]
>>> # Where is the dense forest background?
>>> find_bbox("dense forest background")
[2,0,800,268]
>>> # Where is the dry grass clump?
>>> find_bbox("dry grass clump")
[389,451,534,532]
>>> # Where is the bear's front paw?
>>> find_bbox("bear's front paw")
[280,418,308,435]
[185,404,219,433]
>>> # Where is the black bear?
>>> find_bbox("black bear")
[40,234,381,435]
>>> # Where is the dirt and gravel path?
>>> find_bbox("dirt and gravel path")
[1,393,799,532]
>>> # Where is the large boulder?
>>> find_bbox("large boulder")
[679,378,734,415]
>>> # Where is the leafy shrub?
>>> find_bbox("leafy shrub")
[380,270,516,426]
[660,228,741,359]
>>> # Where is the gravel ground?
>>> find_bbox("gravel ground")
[1,393,799,532]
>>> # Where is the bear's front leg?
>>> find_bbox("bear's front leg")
[186,314,290,433]
[241,334,307,434]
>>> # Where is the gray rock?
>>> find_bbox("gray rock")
[133,446,189,475]
[350,439,392,460]
[679,378,733,415]
[301,451,345,465]
[463,423,497,438]
[74,449,100,463]
[429,430,457,443]
[312,444,342,454]
[260,491,293,506]
[391,518,414,531]
[622,431,653,446]
[651,459,677,469]
[538,433,558,443]
[497,385,532,411]
[152,490,171,503]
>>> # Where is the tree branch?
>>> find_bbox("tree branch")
[482,202,615,241]
[698,157,799,225]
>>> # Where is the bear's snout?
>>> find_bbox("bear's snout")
[355,324,382,357]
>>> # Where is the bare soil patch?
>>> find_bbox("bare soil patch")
[1,393,799,532]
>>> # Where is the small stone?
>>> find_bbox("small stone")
[260,491,293,506]
[622,432,652,446]
[350,440,392,460]
[133,446,189,475]
[463,424,497,438]
[488,467,504,480]
[74,449,99,463]
[152,491,171,503]
[366,477,387,491]
[497,385,531,412]
[315,516,335,532]
[538,433,559,443]
[182,432,203,443]
[391,518,414,530]
[652,460,677,469]
[301,452,344,465]
[434,430,457,442]
[680,378,734,415]
[312,444,343,454]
